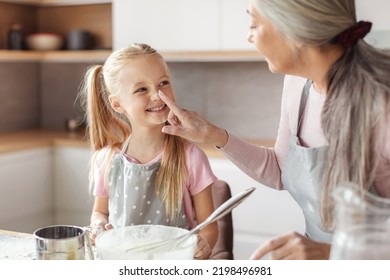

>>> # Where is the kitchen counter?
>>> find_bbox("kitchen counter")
[0,229,95,260]
[0,229,35,260]
[0,229,30,237]
[0,130,275,158]
[0,130,88,154]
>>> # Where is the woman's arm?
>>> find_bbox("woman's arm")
[192,185,219,259]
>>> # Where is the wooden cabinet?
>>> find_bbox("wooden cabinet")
[1,0,111,5]
[113,0,255,52]
[0,0,112,58]
[209,157,305,259]
[0,148,53,233]
[53,146,93,227]
[2,0,261,61]
[0,145,94,233]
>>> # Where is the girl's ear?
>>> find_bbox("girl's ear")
[108,95,124,113]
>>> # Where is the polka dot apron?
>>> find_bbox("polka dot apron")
[107,137,189,229]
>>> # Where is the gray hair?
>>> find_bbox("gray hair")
[251,0,390,229]
[250,0,356,45]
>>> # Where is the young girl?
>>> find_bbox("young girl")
[80,43,218,259]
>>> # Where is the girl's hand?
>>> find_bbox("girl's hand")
[250,231,331,260]
[89,220,113,245]
[159,91,228,148]
[194,235,212,260]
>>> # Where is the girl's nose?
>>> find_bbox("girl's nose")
[151,90,160,101]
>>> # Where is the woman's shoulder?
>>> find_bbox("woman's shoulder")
[283,75,307,95]
[281,75,308,112]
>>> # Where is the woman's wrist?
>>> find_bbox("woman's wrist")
[213,127,228,148]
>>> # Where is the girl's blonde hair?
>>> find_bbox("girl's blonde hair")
[252,0,390,229]
[79,43,187,220]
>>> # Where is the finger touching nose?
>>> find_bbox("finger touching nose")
[159,91,174,108]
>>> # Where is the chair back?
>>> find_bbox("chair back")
[210,180,234,260]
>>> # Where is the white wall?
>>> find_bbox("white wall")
[356,0,390,48]
[356,0,390,31]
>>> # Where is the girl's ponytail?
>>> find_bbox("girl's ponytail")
[82,65,130,151]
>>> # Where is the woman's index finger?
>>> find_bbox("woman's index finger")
[159,91,181,113]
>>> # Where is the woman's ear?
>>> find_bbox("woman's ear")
[108,95,124,113]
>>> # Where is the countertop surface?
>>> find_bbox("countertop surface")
[0,229,95,260]
[0,230,35,260]
[0,130,88,154]
[0,130,275,158]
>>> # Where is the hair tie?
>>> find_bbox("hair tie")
[336,21,372,48]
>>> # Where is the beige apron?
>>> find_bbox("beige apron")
[281,80,332,243]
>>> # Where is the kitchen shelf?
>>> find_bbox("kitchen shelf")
[0,50,111,62]
[161,50,265,62]
[0,50,265,63]
[0,2,112,51]
[0,0,111,6]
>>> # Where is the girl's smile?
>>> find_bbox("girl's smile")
[146,103,168,112]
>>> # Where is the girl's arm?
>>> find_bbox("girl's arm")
[192,185,219,259]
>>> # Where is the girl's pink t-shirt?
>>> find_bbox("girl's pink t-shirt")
[93,142,217,229]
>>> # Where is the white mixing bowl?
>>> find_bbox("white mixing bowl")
[95,225,197,260]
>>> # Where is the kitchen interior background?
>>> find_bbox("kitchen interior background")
[1,0,389,140]
[0,0,389,260]
[0,1,283,140]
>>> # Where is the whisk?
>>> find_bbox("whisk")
[125,187,256,253]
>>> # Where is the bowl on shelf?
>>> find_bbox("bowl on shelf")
[26,33,64,51]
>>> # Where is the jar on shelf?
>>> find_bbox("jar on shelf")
[7,23,24,50]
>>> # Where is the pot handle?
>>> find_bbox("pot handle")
[84,232,95,260]
[83,225,103,260]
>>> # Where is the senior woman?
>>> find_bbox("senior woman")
[159,0,390,260]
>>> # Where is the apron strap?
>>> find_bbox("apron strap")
[120,136,131,155]
[295,79,312,136]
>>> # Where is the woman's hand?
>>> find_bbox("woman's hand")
[159,91,228,148]
[250,231,331,260]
